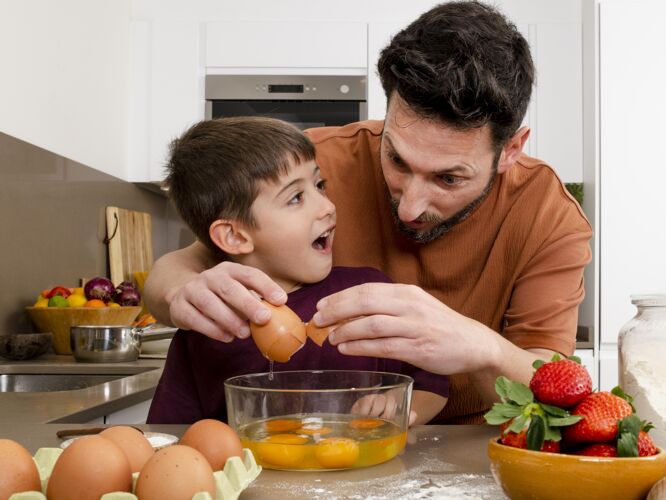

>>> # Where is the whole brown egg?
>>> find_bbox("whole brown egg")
[100,426,155,472]
[135,444,216,500]
[0,439,41,498]
[46,435,132,500]
[250,302,306,362]
[180,419,243,470]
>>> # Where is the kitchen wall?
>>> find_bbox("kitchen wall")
[0,132,194,334]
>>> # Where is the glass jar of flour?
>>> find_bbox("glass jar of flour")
[618,294,666,448]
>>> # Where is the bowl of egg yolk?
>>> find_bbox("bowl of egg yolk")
[224,370,413,471]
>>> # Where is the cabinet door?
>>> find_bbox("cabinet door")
[205,21,367,70]
[599,0,666,344]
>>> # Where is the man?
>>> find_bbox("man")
[145,1,592,423]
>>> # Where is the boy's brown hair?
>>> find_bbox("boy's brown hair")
[164,117,315,255]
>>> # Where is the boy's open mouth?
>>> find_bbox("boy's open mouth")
[312,227,334,252]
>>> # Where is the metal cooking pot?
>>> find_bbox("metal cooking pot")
[70,325,177,363]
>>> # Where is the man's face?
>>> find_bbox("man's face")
[381,95,499,243]
[243,159,336,292]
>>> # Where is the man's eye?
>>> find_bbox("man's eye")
[439,174,461,186]
[387,151,404,167]
[288,192,304,205]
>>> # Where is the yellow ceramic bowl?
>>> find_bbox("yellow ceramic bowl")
[26,306,141,355]
[488,438,666,500]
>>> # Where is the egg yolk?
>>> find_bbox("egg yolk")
[264,419,302,433]
[348,418,385,430]
[256,434,309,467]
[315,437,360,468]
[296,426,333,436]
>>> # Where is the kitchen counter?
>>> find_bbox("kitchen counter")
[0,354,164,424]
[2,423,506,499]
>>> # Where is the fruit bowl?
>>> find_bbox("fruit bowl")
[25,306,141,355]
[488,438,666,500]
[224,370,413,471]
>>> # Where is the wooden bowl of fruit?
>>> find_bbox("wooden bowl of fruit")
[26,278,142,355]
[486,356,666,500]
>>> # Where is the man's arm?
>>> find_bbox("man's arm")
[411,390,448,424]
[144,241,287,342]
[144,241,213,325]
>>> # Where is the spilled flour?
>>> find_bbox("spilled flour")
[247,452,505,499]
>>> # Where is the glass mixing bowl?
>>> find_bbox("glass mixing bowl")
[224,370,413,470]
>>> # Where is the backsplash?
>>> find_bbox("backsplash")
[0,132,194,334]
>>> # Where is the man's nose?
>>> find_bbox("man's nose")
[397,178,428,221]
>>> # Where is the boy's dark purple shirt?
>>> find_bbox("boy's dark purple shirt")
[147,267,449,424]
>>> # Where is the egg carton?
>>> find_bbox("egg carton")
[10,447,261,500]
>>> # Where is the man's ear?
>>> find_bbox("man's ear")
[497,126,530,174]
[209,220,254,255]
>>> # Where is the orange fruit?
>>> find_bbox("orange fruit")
[84,299,106,308]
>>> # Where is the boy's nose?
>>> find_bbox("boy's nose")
[317,193,336,219]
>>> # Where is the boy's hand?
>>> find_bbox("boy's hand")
[351,393,417,426]
[168,261,287,342]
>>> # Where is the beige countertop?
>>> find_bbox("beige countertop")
[2,423,506,499]
[0,354,164,424]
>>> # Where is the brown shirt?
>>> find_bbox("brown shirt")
[306,120,592,423]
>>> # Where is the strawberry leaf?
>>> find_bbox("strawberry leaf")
[543,423,562,442]
[495,376,512,402]
[532,359,545,370]
[540,403,568,417]
[612,386,636,412]
[550,353,562,362]
[484,403,524,425]
[567,355,582,364]
[617,414,641,457]
[642,421,655,433]
[548,415,583,427]
[618,432,639,457]
[509,414,529,434]
[527,415,546,451]
[505,381,534,405]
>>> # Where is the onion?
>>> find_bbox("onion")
[115,287,141,306]
[83,277,116,302]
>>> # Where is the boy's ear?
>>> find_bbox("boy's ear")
[209,220,254,255]
[497,126,530,174]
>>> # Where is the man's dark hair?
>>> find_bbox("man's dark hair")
[378,0,534,149]
[164,117,315,255]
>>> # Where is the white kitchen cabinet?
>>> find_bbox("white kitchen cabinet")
[205,21,367,71]
[598,0,666,377]
[0,0,132,180]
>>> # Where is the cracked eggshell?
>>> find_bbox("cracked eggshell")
[250,302,306,362]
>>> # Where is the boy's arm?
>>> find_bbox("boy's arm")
[411,390,448,425]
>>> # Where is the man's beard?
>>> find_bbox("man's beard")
[389,168,498,244]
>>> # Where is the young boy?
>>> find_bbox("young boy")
[147,117,449,424]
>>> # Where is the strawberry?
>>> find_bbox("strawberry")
[575,443,617,457]
[638,431,658,457]
[562,392,633,445]
[499,419,561,453]
[529,358,592,408]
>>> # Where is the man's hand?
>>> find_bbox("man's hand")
[165,261,287,342]
[314,282,499,375]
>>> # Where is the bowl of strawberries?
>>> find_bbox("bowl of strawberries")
[486,355,666,500]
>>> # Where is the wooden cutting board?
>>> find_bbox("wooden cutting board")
[105,206,154,285]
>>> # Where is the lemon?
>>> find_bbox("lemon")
[67,294,87,307]
[34,297,49,308]
[71,287,85,296]
[108,302,120,308]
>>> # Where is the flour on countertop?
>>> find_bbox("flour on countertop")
[250,455,505,500]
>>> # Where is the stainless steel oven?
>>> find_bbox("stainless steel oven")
[205,75,367,129]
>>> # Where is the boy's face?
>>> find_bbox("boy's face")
[241,159,336,292]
